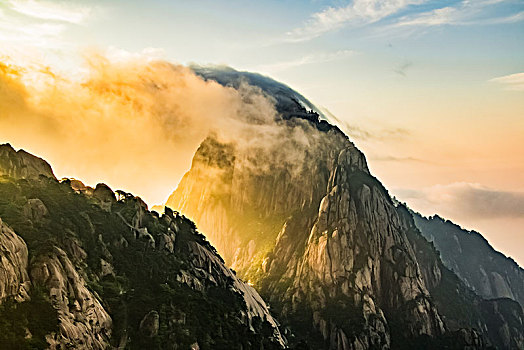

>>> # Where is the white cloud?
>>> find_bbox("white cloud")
[0,0,96,66]
[489,72,524,91]
[395,182,524,219]
[255,50,355,73]
[396,6,458,26]
[105,47,167,63]
[0,9,67,49]
[285,0,425,42]
[394,0,524,27]
[489,10,524,24]
[7,0,91,24]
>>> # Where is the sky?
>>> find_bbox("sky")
[0,0,523,265]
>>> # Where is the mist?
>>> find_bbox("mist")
[0,53,317,205]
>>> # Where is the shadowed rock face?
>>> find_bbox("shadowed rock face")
[399,205,524,350]
[167,67,524,349]
[480,298,524,350]
[0,143,55,180]
[413,213,524,307]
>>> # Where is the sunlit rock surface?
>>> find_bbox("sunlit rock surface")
[168,67,524,349]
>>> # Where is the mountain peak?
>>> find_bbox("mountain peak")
[191,65,344,134]
[165,70,524,349]
[0,143,55,180]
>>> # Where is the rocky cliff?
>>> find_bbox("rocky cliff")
[401,206,523,350]
[0,145,284,349]
[413,213,524,308]
[2,69,523,349]
[0,218,30,303]
[167,67,524,349]
[0,144,55,180]
[168,135,459,349]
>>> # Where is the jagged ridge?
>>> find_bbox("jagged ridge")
[0,143,284,349]
[413,213,524,307]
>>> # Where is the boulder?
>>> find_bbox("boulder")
[0,218,31,302]
[139,310,160,337]
[22,198,49,222]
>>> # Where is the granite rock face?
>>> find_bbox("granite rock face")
[169,134,448,348]
[480,298,524,350]
[1,218,112,349]
[0,143,55,180]
[167,67,524,349]
[139,310,160,337]
[23,198,49,222]
[413,213,524,308]
[0,218,30,302]
[282,146,445,348]
[31,246,113,349]
[182,239,284,346]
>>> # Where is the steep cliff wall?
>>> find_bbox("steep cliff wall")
[413,213,524,308]
[167,125,348,277]
[166,68,524,349]
[168,132,471,348]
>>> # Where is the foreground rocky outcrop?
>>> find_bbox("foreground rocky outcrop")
[167,67,524,349]
[0,218,30,302]
[0,145,284,349]
[31,246,113,349]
